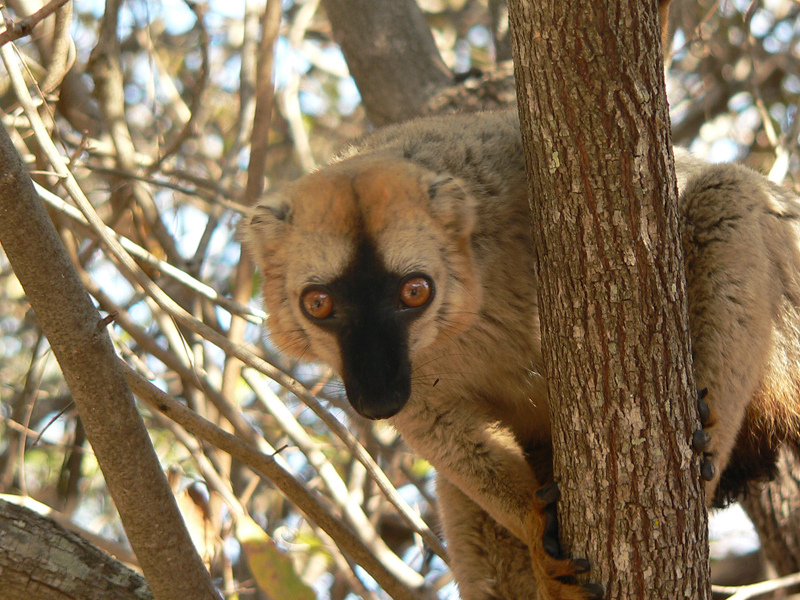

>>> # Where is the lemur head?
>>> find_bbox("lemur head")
[243,157,483,419]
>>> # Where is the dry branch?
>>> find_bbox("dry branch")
[242,0,282,206]
[0,0,71,47]
[0,119,220,599]
[712,572,800,600]
[121,361,426,600]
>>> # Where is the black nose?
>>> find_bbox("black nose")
[344,380,411,420]
[350,398,406,421]
[338,317,413,420]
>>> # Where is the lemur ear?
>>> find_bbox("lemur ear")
[249,194,293,227]
[240,194,293,259]
[425,174,477,238]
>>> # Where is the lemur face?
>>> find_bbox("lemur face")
[243,157,482,419]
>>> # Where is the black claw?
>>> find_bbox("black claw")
[697,398,711,425]
[536,482,560,504]
[700,457,716,481]
[697,388,708,401]
[583,583,604,599]
[571,558,591,574]
[542,500,561,558]
[692,429,711,452]
[543,535,561,559]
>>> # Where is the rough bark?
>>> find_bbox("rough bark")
[0,499,153,600]
[0,123,220,600]
[741,448,800,577]
[508,1,710,598]
[321,0,452,126]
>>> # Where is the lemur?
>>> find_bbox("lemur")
[242,2,800,598]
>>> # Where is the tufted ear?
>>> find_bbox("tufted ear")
[424,174,478,238]
[240,194,293,261]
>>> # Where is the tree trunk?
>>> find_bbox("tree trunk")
[0,499,153,600]
[508,1,710,598]
[321,0,452,126]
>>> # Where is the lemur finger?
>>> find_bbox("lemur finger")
[555,558,592,583]
[692,429,711,451]
[696,387,712,422]
[542,493,562,558]
[570,558,591,575]
[532,483,601,596]
[693,388,718,480]
[536,482,560,504]
[701,456,717,481]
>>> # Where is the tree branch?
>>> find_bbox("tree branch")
[0,0,71,47]
[321,0,452,125]
[0,120,220,600]
[121,361,425,600]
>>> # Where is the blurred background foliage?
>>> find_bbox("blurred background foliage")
[0,0,798,598]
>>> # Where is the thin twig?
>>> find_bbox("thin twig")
[712,571,800,599]
[87,0,184,266]
[148,0,211,173]
[242,0,281,205]
[122,361,424,600]
[0,0,72,47]
[242,368,427,577]
[34,183,265,324]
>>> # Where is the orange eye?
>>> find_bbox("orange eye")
[399,277,432,309]
[302,288,334,319]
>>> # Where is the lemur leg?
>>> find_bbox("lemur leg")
[681,163,781,498]
[394,402,599,599]
[438,479,599,600]
[438,478,539,600]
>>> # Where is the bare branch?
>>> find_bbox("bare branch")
[321,0,452,125]
[0,493,139,566]
[35,183,265,324]
[148,1,211,173]
[0,0,71,47]
[243,367,446,565]
[87,0,184,266]
[0,499,152,600]
[712,572,800,600]
[0,115,220,599]
[37,0,73,92]
[122,361,426,600]
[242,0,281,206]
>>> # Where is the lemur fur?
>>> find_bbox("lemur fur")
[242,108,800,599]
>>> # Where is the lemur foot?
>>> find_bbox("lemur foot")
[691,388,717,481]
[530,484,604,600]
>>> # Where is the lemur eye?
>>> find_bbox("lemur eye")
[399,276,433,309]
[301,288,334,319]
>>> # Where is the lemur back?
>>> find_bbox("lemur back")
[243,111,800,599]
[674,148,800,503]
